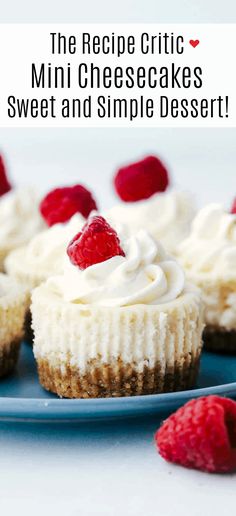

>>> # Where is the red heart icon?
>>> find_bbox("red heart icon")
[189,39,200,48]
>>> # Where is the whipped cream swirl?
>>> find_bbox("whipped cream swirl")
[48,229,185,307]
[104,191,194,253]
[23,213,85,276]
[0,187,45,247]
[178,204,236,278]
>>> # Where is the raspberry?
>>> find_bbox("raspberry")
[114,155,169,202]
[67,215,125,270]
[40,185,98,226]
[155,396,236,473]
[0,155,12,196]
[231,198,236,214]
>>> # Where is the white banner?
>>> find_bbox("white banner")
[0,24,235,127]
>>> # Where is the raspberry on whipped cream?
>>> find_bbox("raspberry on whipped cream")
[0,155,12,196]
[114,155,169,202]
[67,215,125,270]
[231,198,236,214]
[40,184,98,226]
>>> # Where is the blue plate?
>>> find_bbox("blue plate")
[0,343,235,422]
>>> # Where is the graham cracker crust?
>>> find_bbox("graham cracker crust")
[203,325,236,353]
[0,339,21,378]
[24,309,34,344]
[37,355,200,398]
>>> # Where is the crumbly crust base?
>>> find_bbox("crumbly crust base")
[0,248,10,272]
[37,355,200,398]
[203,325,236,354]
[24,309,34,344]
[0,339,21,378]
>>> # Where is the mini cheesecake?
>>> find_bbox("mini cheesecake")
[5,213,84,342]
[32,216,204,398]
[0,273,28,377]
[5,213,85,289]
[177,204,236,353]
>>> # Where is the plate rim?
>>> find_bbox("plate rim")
[0,380,236,421]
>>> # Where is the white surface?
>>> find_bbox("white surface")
[0,0,236,514]
[0,419,235,516]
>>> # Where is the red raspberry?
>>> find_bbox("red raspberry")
[231,198,236,214]
[114,155,169,202]
[40,185,98,226]
[155,396,236,473]
[0,155,12,196]
[67,215,125,270]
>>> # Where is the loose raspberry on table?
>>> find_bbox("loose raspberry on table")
[114,155,169,202]
[40,184,98,226]
[155,395,236,473]
[67,215,125,270]
[0,155,12,196]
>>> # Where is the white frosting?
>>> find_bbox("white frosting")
[0,187,45,248]
[0,272,26,300]
[104,191,194,253]
[178,204,236,280]
[21,213,85,277]
[48,229,186,307]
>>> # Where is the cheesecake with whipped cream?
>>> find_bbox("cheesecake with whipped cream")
[104,191,195,255]
[0,274,28,377]
[31,217,203,398]
[5,213,85,288]
[178,204,236,352]
[5,213,85,341]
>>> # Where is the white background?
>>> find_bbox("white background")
[0,127,235,209]
[0,1,236,515]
